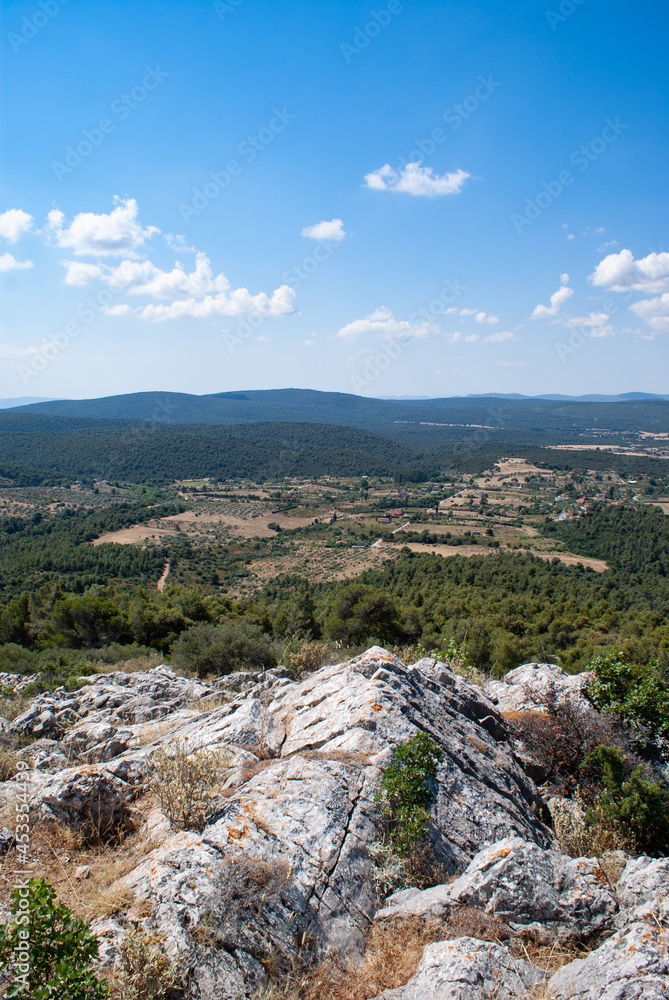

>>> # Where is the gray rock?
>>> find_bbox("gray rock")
[617,855,669,910]
[548,896,669,1000]
[30,764,132,836]
[376,883,454,921]
[372,937,545,1000]
[486,661,592,714]
[446,836,617,940]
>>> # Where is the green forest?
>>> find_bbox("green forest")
[0,502,667,684]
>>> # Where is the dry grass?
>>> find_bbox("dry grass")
[149,738,230,831]
[0,810,155,923]
[255,917,447,1000]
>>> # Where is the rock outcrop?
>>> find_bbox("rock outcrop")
[1,650,668,1000]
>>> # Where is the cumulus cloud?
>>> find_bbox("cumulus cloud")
[484,330,518,342]
[336,306,438,340]
[137,284,296,321]
[0,209,33,243]
[0,253,33,272]
[532,274,573,319]
[63,250,297,321]
[630,293,669,337]
[590,249,669,293]
[475,311,499,325]
[364,162,469,197]
[301,218,345,241]
[563,312,615,338]
[47,197,159,257]
[447,331,479,343]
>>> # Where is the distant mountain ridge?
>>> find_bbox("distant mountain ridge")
[6,387,669,432]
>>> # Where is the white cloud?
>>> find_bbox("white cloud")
[563,312,614,338]
[590,249,669,293]
[532,275,573,319]
[63,250,297,321]
[597,240,619,252]
[484,330,518,342]
[301,218,345,241]
[164,233,197,252]
[336,306,438,340]
[497,360,527,367]
[630,293,669,337]
[364,162,469,197]
[47,197,159,257]
[475,311,499,325]
[0,253,33,272]
[137,284,296,321]
[0,209,33,243]
[304,338,315,346]
[459,308,476,316]
[0,340,58,359]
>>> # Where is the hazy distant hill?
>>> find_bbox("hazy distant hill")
[9,388,669,437]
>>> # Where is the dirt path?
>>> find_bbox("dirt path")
[157,560,170,592]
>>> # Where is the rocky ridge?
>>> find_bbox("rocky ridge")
[0,648,666,999]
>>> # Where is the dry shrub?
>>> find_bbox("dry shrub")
[284,641,330,676]
[149,738,229,832]
[0,746,18,782]
[111,926,179,1000]
[368,840,451,899]
[255,917,445,1000]
[510,683,631,796]
[219,854,292,912]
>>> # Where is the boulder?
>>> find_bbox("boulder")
[486,661,592,715]
[617,855,669,910]
[445,837,617,940]
[372,937,544,1000]
[30,764,133,836]
[548,896,669,1000]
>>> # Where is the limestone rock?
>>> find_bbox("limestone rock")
[617,855,669,910]
[30,764,133,835]
[548,896,669,1000]
[486,661,593,714]
[372,937,544,1000]
[445,836,617,940]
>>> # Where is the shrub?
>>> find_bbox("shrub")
[0,877,108,999]
[581,745,669,854]
[170,619,278,677]
[511,682,628,794]
[112,927,178,1000]
[376,732,444,854]
[283,640,330,676]
[587,651,669,758]
[323,584,403,647]
[150,738,229,831]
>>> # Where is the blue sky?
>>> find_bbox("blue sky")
[1,0,668,400]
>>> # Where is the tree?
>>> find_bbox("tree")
[323,584,403,646]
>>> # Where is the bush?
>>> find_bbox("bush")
[581,745,669,854]
[323,584,403,647]
[587,651,669,758]
[170,618,278,677]
[376,732,444,854]
[283,640,330,676]
[511,682,629,794]
[113,926,178,1000]
[150,738,229,831]
[0,877,108,999]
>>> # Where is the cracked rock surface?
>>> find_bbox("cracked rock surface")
[4,649,669,999]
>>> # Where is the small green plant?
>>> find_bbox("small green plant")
[0,877,108,999]
[112,926,178,1000]
[150,738,229,832]
[376,732,444,854]
[587,651,669,757]
[581,744,669,854]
